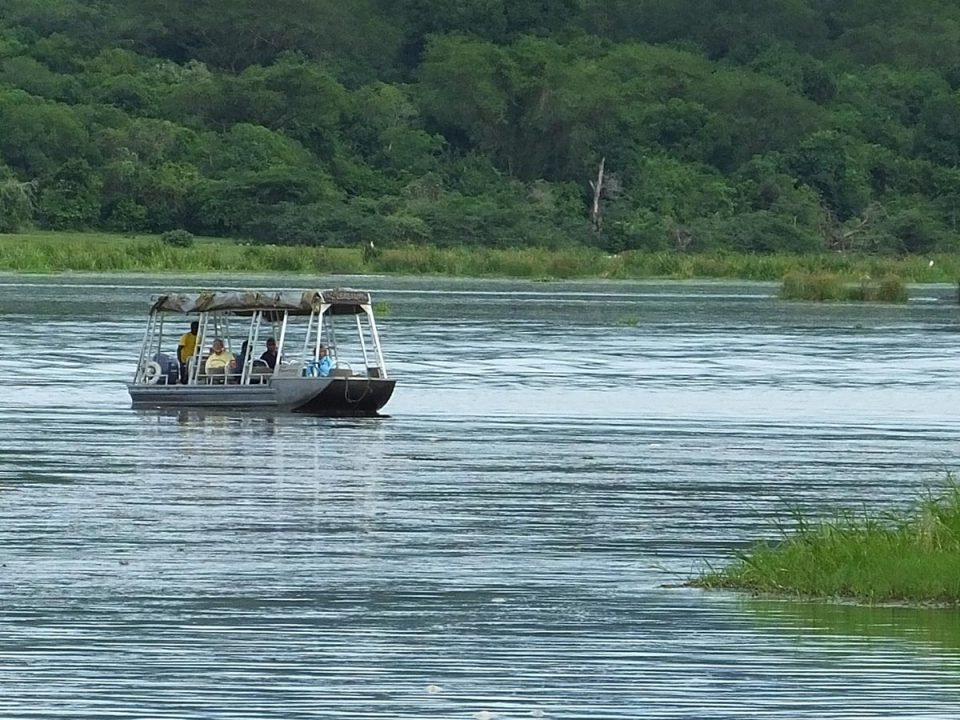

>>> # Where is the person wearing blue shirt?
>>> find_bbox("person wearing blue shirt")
[304,344,334,377]
[317,344,333,377]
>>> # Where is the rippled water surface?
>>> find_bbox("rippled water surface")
[3,274,960,719]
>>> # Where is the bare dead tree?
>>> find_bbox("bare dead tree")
[589,157,605,232]
[821,202,886,253]
[673,227,693,252]
[0,178,36,233]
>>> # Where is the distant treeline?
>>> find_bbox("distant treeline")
[2,0,960,255]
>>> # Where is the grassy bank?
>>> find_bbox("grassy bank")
[693,485,960,605]
[3,232,960,282]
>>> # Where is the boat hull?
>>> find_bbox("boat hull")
[127,376,396,416]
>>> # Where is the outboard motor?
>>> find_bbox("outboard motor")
[152,352,178,385]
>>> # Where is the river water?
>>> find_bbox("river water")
[2,274,960,719]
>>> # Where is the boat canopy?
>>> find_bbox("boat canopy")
[149,289,371,316]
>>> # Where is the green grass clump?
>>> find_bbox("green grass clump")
[780,271,908,302]
[694,484,960,604]
[780,271,846,301]
[874,274,910,302]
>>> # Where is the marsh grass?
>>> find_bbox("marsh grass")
[694,484,960,604]
[1,232,959,283]
[0,232,368,274]
[780,271,909,302]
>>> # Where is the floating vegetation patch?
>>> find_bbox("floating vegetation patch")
[780,271,908,303]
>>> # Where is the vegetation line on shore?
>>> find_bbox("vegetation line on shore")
[2,233,959,283]
[692,483,960,605]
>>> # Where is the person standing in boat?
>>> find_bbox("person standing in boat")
[177,320,199,384]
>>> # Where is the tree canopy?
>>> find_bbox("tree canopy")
[1,0,959,253]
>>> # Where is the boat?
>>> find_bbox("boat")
[127,288,396,416]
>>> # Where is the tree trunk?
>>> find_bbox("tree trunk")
[589,157,605,232]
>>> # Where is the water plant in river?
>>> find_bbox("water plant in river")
[694,483,960,604]
[780,271,908,302]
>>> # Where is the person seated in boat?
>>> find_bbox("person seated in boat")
[177,320,199,384]
[259,337,278,369]
[204,338,235,381]
[229,340,250,381]
[304,344,333,377]
[318,345,333,376]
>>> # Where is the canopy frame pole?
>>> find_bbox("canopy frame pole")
[324,309,338,364]
[275,311,290,378]
[191,312,211,385]
[134,311,156,382]
[241,310,262,385]
[356,314,370,369]
[315,306,328,362]
[365,304,387,378]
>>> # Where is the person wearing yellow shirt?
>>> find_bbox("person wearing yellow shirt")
[204,338,235,382]
[177,321,199,384]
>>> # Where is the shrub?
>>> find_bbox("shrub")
[106,199,149,232]
[885,209,946,254]
[703,211,824,253]
[161,229,195,247]
[874,274,909,302]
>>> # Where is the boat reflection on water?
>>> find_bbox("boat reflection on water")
[133,407,392,430]
[131,406,392,499]
[134,407,283,432]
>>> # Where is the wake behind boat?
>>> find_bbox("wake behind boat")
[127,288,396,416]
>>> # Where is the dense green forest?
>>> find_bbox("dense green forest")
[2,0,960,255]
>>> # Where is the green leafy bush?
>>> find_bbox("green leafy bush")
[160,229,194,247]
